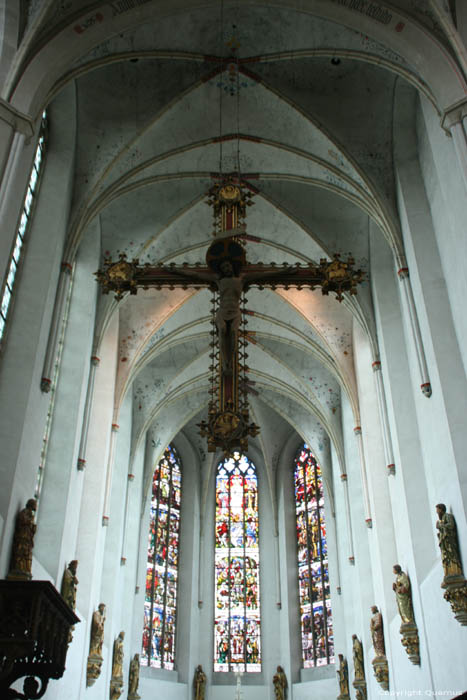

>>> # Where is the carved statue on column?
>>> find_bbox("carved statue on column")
[336,654,350,699]
[86,603,106,687]
[351,635,367,700]
[61,560,79,610]
[435,504,467,625]
[392,565,420,664]
[7,499,37,580]
[61,560,79,643]
[128,653,141,700]
[194,664,206,700]
[370,606,389,690]
[110,631,125,700]
[273,665,287,700]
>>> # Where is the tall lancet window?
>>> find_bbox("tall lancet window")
[142,445,181,669]
[294,444,334,667]
[214,452,261,672]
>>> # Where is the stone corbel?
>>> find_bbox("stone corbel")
[0,98,35,139]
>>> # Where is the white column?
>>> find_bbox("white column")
[371,359,396,475]
[353,426,372,528]
[397,265,432,397]
[120,471,134,565]
[40,261,73,392]
[340,473,355,564]
[76,354,100,470]
[274,531,281,609]
[102,421,119,526]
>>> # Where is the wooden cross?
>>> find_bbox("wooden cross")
[96,179,364,454]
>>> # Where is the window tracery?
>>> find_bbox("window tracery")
[214,451,261,672]
[294,444,334,667]
[142,445,181,669]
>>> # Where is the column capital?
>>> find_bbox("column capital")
[387,463,396,476]
[111,423,120,432]
[0,99,34,137]
[441,98,467,132]
[61,261,73,274]
[340,473,348,482]
[77,458,86,471]
[102,515,109,526]
[397,266,409,279]
[40,377,52,393]
[372,360,382,372]
[365,518,373,528]
[354,426,362,436]
[90,355,100,366]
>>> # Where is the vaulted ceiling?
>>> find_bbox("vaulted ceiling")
[4,0,465,492]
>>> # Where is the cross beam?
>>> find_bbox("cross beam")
[96,254,364,302]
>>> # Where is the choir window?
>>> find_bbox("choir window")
[0,112,47,344]
[142,445,181,669]
[294,444,334,667]
[214,452,261,672]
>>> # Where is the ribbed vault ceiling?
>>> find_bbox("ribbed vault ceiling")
[12,0,464,495]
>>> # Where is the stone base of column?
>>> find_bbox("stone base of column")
[353,679,367,700]
[400,621,420,664]
[372,656,389,691]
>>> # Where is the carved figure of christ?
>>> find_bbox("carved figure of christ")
[173,257,290,375]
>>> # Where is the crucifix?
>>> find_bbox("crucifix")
[96,178,364,455]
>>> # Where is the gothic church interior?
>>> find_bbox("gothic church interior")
[0,0,466,698]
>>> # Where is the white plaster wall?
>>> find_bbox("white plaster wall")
[0,84,77,577]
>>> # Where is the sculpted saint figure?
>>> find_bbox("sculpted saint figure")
[89,603,106,657]
[337,654,349,696]
[352,634,365,681]
[435,504,463,579]
[61,560,79,610]
[392,565,415,623]
[370,606,385,657]
[8,498,37,579]
[193,664,206,700]
[128,654,140,696]
[112,631,125,680]
[176,256,289,375]
[273,665,287,700]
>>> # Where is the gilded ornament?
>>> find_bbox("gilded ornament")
[61,560,79,643]
[194,664,206,700]
[86,603,106,687]
[110,631,125,699]
[336,653,350,699]
[352,634,367,700]
[272,665,287,700]
[392,565,420,664]
[435,504,467,625]
[128,653,141,700]
[370,606,389,691]
[7,499,37,581]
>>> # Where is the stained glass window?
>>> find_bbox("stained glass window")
[214,452,261,672]
[142,445,181,669]
[0,112,47,344]
[294,444,334,667]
